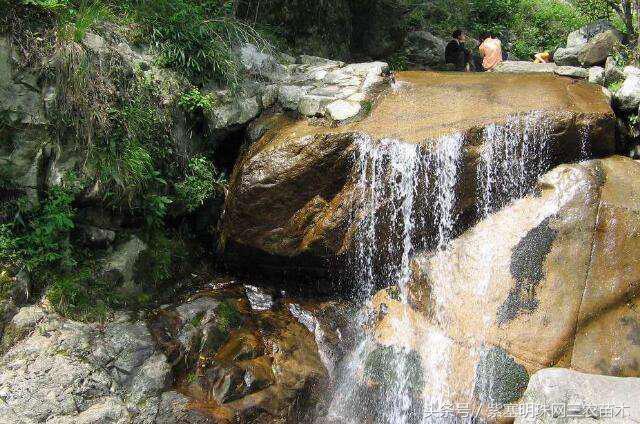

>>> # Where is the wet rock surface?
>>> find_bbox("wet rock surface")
[371,156,640,408]
[221,71,616,266]
[147,280,353,423]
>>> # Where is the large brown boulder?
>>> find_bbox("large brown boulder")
[372,156,640,408]
[220,72,616,268]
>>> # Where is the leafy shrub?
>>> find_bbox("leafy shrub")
[0,179,80,276]
[46,268,125,321]
[176,156,226,213]
[178,89,216,113]
[127,0,272,87]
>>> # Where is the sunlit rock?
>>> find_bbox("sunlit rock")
[371,156,640,408]
[221,72,616,266]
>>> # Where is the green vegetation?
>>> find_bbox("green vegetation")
[406,0,589,58]
[176,156,226,213]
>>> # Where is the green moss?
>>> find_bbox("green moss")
[364,345,424,394]
[474,346,529,405]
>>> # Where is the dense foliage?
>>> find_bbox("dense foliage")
[406,0,590,58]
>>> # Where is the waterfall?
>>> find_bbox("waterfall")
[324,112,555,424]
[477,111,551,218]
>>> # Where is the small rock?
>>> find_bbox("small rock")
[78,225,116,248]
[298,95,333,117]
[81,32,108,55]
[207,97,261,129]
[100,236,147,288]
[326,100,362,121]
[624,66,640,77]
[553,46,581,67]
[554,66,588,79]
[278,85,309,110]
[614,75,640,112]
[10,305,45,332]
[604,56,624,85]
[567,20,616,48]
[260,84,278,108]
[588,66,605,85]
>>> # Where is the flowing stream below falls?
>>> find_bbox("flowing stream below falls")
[320,111,588,424]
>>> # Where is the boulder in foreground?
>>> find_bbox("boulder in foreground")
[515,368,640,423]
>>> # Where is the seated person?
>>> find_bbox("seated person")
[534,51,552,63]
[445,29,471,71]
[479,33,503,71]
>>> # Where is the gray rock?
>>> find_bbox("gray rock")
[298,55,344,67]
[207,96,261,129]
[0,308,173,423]
[554,46,581,67]
[555,66,588,79]
[78,225,116,247]
[515,368,640,423]
[298,95,333,117]
[624,65,640,77]
[326,100,361,121]
[492,61,558,74]
[239,43,287,81]
[174,297,218,324]
[156,391,211,423]
[100,236,147,288]
[260,84,278,108]
[578,30,623,67]
[278,85,309,110]
[404,31,446,67]
[588,66,605,85]
[81,32,108,55]
[567,20,617,48]
[9,305,45,332]
[604,56,624,85]
[614,75,640,112]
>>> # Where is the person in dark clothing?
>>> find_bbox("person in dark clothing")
[445,29,471,71]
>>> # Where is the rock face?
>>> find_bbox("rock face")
[374,156,640,406]
[515,368,640,423]
[577,30,623,67]
[403,31,446,69]
[0,307,176,423]
[221,71,616,266]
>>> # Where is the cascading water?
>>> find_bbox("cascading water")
[324,112,555,424]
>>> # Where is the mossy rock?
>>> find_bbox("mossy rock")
[474,346,529,405]
[364,345,424,394]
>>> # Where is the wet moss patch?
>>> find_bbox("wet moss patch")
[497,216,558,325]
